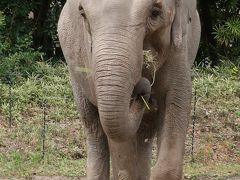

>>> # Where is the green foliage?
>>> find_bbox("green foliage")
[0,32,42,83]
[0,62,239,178]
[0,1,34,44]
[213,18,240,62]
[0,11,5,27]
[0,62,85,178]
[0,0,65,58]
[193,61,240,98]
[45,0,66,45]
[0,61,75,120]
[213,18,240,46]
[1,0,239,66]
[197,0,240,66]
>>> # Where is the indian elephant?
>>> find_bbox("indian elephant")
[58,0,201,179]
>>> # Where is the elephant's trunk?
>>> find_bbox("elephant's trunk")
[94,30,150,142]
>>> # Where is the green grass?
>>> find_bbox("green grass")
[184,163,240,179]
[0,151,86,177]
[0,60,239,179]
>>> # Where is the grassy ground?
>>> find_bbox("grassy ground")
[0,61,239,179]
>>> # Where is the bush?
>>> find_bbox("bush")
[213,18,240,63]
[0,13,43,83]
[0,35,42,83]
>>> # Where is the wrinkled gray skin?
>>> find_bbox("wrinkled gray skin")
[58,0,200,179]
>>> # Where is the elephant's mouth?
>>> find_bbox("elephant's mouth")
[130,77,158,112]
[130,78,151,112]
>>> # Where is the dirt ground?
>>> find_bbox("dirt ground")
[0,177,85,180]
[1,176,240,180]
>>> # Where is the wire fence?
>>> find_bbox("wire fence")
[1,68,240,180]
[0,77,199,163]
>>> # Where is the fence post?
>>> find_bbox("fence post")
[42,101,47,160]
[8,80,13,128]
[191,86,197,162]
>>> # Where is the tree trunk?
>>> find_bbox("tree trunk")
[198,0,219,66]
[33,0,53,57]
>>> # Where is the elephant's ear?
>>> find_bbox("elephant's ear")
[172,0,182,49]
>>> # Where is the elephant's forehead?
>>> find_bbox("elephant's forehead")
[82,0,155,27]
[82,0,153,15]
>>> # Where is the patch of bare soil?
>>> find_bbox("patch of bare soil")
[0,177,86,180]
[0,177,82,180]
[185,176,240,180]
[1,176,240,180]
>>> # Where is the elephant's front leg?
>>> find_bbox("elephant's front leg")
[86,135,109,180]
[80,98,110,180]
[108,137,138,180]
[86,127,109,180]
[108,125,155,180]
[150,64,192,180]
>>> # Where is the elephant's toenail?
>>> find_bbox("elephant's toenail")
[118,170,129,179]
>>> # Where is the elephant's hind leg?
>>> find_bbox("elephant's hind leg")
[135,134,153,180]
[136,112,158,180]
[79,97,110,180]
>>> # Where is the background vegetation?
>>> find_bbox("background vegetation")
[0,61,239,179]
[0,0,239,67]
[0,0,239,179]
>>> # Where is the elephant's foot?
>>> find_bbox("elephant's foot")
[118,170,130,180]
[109,137,138,180]
[86,132,110,180]
[150,164,183,180]
[109,134,153,180]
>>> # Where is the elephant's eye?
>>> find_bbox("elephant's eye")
[79,6,86,19]
[150,1,163,20]
[151,7,161,19]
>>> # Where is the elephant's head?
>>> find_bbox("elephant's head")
[79,0,182,141]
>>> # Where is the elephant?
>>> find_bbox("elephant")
[58,0,201,179]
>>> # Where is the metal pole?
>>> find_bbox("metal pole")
[42,101,47,160]
[191,86,197,162]
[8,81,13,128]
